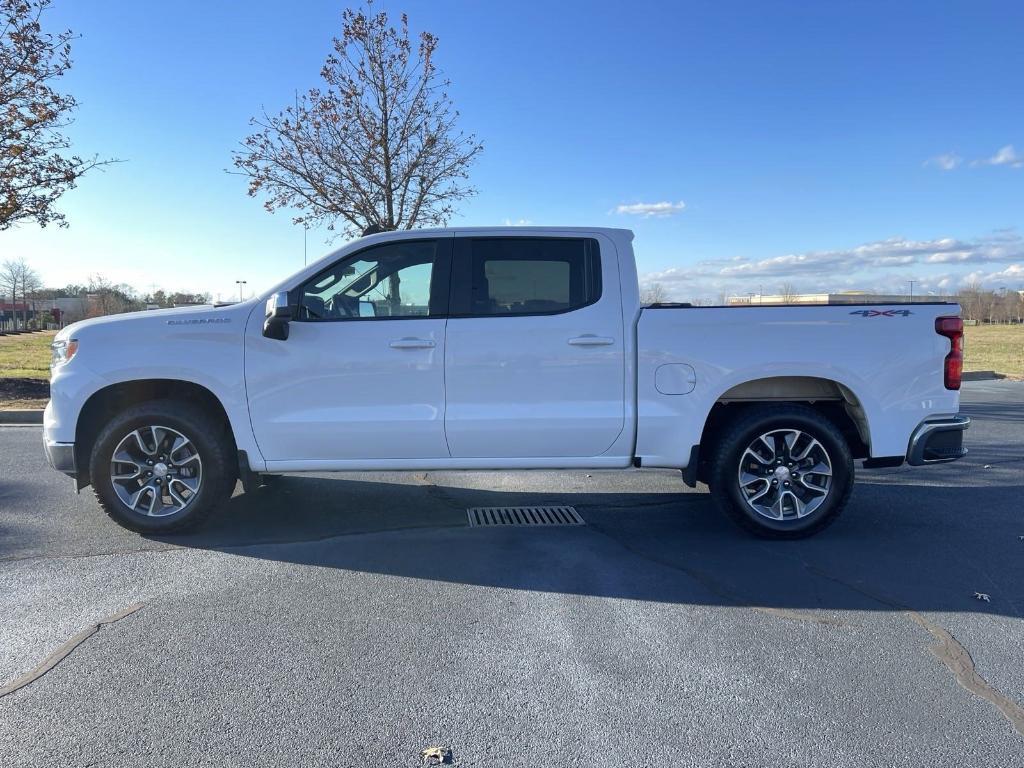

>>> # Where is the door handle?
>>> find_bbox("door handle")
[389,337,436,349]
[568,335,615,346]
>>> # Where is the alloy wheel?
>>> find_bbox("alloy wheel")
[736,428,833,521]
[109,425,203,517]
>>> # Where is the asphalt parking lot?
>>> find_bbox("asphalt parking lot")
[1,380,1022,766]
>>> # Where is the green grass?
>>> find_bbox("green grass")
[0,331,55,379]
[964,324,1024,377]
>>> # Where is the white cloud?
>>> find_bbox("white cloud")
[924,153,962,171]
[638,230,1024,302]
[502,218,533,226]
[969,145,1024,168]
[963,263,1024,285]
[613,201,686,218]
[982,144,1024,168]
[932,144,1023,169]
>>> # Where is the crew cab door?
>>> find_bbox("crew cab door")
[245,237,453,463]
[444,234,625,458]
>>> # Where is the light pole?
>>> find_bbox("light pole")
[908,280,916,303]
[236,280,247,302]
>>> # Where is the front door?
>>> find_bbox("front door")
[245,237,452,463]
[443,235,625,458]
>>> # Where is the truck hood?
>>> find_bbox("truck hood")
[55,301,258,342]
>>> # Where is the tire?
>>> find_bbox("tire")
[708,404,854,539]
[89,400,235,533]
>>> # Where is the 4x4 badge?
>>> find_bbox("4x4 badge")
[849,309,913,317]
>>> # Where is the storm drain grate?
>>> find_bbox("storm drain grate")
[467,505,585,527]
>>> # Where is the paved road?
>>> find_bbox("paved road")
[1,381,1022,766]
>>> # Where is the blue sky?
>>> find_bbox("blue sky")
[2,0,1022,301]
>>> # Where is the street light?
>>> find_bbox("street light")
[236,280,247,302]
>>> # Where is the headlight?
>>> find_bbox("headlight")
[51,339,79,368]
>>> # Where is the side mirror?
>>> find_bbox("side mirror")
[263,291,293,340]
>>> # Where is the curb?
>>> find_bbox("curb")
[962,371,1004,382]
[0,409,44,424]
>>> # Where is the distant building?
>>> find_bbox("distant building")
[50,297,90,323]
[1,297,91,327]
[0,301,30,327]
[726,291,953,306]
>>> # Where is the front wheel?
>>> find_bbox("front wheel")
[89,400,235,533]
[709,404,854,538]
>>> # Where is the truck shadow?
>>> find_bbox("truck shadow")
[153,464,1024,621]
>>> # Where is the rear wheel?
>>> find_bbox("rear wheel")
[709,404,853,538]
[89,400,234,533]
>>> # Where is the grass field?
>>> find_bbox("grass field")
[0,331,55,408]
[0,324,1021,409]
[964,324,1024,377]
[0,331,55,379]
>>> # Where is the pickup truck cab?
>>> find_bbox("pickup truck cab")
[44,227,969,538]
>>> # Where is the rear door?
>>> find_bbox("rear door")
[443,234,625,458]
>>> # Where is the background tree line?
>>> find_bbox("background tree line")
[959,284,1024,324]
[1,257,210,329]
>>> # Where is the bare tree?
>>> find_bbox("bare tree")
[85,273,140,317]
[232,2,483,239]
[959,281,983,323]
[1,0,113,229]
[21,260,40,325]
[779,283,798,304]
[640,282,668,304]
[0,256,37,327]
[0,258,19,327]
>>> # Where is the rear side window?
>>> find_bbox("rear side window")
[460,238,601,316]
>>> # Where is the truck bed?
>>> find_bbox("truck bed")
[633,302,961,468]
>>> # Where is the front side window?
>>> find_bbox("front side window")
[465,238,601,316]
[298,240,441,320]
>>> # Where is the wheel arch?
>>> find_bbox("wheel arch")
[74,379,237,488]
[690,375,870,485]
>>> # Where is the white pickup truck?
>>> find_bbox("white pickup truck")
[44,227,969,538]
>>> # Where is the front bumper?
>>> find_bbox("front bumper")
[906,415,970,466]
[44,437,76,477]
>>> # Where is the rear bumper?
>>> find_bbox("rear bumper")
[906,416,970,466]
[44,437,77,477]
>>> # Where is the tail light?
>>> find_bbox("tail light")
[935,316,963,390]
